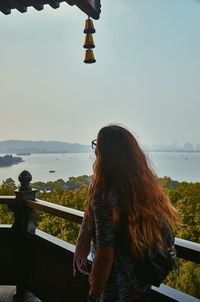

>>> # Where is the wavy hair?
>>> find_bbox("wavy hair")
[89,125,178,259]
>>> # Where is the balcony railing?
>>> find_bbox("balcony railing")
[0,170,200,302]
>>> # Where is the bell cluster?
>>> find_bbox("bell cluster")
[83,17,96,64]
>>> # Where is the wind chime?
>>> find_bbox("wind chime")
[83,17,96,64]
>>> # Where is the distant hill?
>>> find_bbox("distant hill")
[0,140,91,154]
[0,154,23,167]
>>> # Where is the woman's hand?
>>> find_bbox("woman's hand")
[89,247,114,297]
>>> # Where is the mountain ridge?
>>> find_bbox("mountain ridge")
[0,140,91,154]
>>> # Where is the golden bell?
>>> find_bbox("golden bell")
[84,18,95,34]
[83,34,95,49]
[84,49,96,64]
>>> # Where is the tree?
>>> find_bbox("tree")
[0,181,15,224]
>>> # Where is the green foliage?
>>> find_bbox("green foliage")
[37,186,88,210]
[0,178,16,196]
[32,179,67,192]
[0,176,200,298]
[66,175,91,190]
[169,182,200,243]
[35,184,88,244]
[160,180,200,298]
[32,175,91,192]
[0,204,14,224]
[166,260,200,298]
[37,214,80,244]
[0,179,15,224]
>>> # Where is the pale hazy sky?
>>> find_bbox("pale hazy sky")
[0,0,200,146]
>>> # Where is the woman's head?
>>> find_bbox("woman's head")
[89,124,178,258]
[93,125,150,190]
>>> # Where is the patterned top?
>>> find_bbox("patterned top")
[92,190,151,302]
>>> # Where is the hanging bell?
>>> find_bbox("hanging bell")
[84,49,96,64]
[83,34,95,49]
[84,18,95,34]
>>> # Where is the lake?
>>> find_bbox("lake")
[0,151,200,184]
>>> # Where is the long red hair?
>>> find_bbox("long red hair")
[89,125,178,259]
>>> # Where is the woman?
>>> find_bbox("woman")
[74,125,178,302]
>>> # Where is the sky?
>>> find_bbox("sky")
[0,0,200,147]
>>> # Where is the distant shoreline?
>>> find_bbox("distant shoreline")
[0,151,90,155]
[0,150,200,154]
[147,150,200,153]
[0,140,199,154]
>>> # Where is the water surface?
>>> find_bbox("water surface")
[0,151,199,184]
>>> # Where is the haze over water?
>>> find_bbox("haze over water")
[0,151,200,184]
